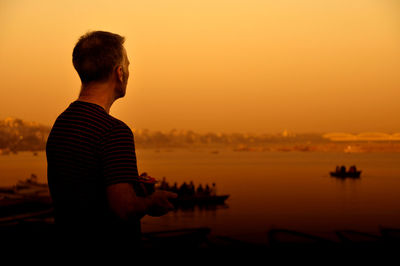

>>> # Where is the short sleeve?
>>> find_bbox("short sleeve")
[100,122,140,186]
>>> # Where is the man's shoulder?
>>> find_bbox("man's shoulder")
[110,118,131,131]
[53,101,115,127]
[104,118,134,138]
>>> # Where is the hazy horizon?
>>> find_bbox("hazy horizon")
[3,116,400,139]
[1,0,399,134]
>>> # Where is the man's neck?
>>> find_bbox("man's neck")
[77,83,116,114]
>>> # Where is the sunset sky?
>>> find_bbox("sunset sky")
[0,0,399,134]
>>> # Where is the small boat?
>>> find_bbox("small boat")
[154,177,229,207]
[168,194,230,207]
[330,171,362,178]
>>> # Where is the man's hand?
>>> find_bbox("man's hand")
[146,189,178,217]
[106,183,178,222]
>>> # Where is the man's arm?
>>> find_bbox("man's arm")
[101,122,177,222]
[106,182,149,221]
[106,182,178,222]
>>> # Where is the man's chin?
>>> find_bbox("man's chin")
[116,93,125,100]
[115,88,126,99]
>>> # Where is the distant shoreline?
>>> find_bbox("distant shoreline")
[2,141,400,156]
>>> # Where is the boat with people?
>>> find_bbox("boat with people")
[168,194,230,207]
[330,165,361,178]
[330,171,361,178]
[140,173,230,208]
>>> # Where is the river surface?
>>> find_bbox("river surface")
[1,148,399,244]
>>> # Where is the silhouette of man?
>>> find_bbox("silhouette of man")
[46,31,177,247]
[197,184,204,195]
[340,165,346,173]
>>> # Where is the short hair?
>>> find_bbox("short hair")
[72,31,125,84]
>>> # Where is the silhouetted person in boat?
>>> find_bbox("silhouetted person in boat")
[210,183,217,196]
[189,181,195,196]
[171,182,179,194]
[196,184,204,196]
[335,165,340,173]
[204,184,211,196]
[46,31,177,248]
[340,165,346,174]
[179,182,189,196]
[348,165,357,173]
[160,177,170,190]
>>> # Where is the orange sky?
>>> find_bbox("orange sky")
[0,0,399,134]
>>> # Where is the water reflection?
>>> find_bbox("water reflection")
[1,150,400,245]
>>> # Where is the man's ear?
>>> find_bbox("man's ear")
[116,65,123,82]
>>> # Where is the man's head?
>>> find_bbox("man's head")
[72,31,130,99]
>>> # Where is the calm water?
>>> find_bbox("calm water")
[1,149,400,244]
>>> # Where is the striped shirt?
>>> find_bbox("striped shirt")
[46,100,143,244]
